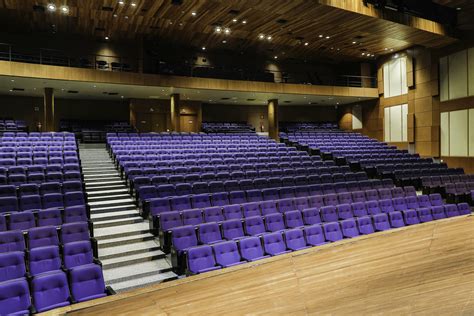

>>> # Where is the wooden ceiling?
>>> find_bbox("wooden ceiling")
[0,0,460,62]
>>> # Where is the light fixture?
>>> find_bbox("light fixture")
[232,18,238,22]
[394,53,399,58]
[118,0,124,4]
[384,48,388,51]
[124,15,129,19]
[121,96,124,99]
[325,36,330,39]
[131,2,136,7]
[191,11,197,16]
[304,42,309,46]
[242,20,247,24]
[267,35,272,41]
[273,55,278,59]
[215,26,222,33]
[222,40,227,44]
[456,7,461,10]
[201,46,206,50]
[362,52,365,55]
[318,34,323,38]
[224,27,231,34]
[390,48,394,52]
[113,14,118,17]
[258,34,265,39]
[60,5,69,14]
[105,36,110,40]
[352,41,357,44]
[47,3,56,11]
[10,79,14,82]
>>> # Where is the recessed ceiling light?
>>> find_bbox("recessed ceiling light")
[319,34,323,38]
[113,14,118,17]
[224,28,231,34]
[390,48,394,52]
[242,20,247,24]
[118,0,124,4]
[131,2,136,7]
[202,46,206,50]
[232,18,238,22]
[215,26,222,33]
[274,55,278,59]
[352,41,357,44]
[105,36,110,40]
[191,11,197,16]
[267,35,272,41]
[325,36,330,39]
[47,3,56,11]
[124,15,129,19]
[121,96,124,98]
[222,40,227,44]
[456,7,461,10]
[362,52,365,55]
[10,79,14,82]
[93,85,97,88]
[258,34,265,39]
[384,48,388,50]
[60,5,69,14]
[304,42,309,46]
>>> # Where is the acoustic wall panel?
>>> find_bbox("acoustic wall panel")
[469,48,474,97]
[389,58,402,97]
[352,105,363,130]
[470,109,474,157]
[383,57,408,98]
[448,50,468,100]
[440,56,449,102]
[401,57,408,95]
[390,105,402,142]
[449,109,468,156]
[384,107,390,142]
[440,112,450,156]
[401,104,408,142]
[383,63,390,97]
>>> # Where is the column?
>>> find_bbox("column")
[170,93,180,132]
[43,87,55,132]
[268,99,279,140]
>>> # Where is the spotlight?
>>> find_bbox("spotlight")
[304,42,309,46]
[232,18,238,22]
[242,20,247,24]
[273,55,278,59]
[60,5,69,14]
[258,34,265,40]
[191,11,197,16]
[131,2,136,7]
[202,46,206,51]
[118,0,124,4]
[319,34,323,38]
[47,3,56,11]
[105,36,110,40]
[215,26,222,33]
[224,27,231,34]
[266,35,272,41]
[325,36,330,39]
[352,41,357,44]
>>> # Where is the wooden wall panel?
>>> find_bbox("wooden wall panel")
[46,216,474,316]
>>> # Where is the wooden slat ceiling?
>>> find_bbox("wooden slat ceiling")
[0,0,460,62]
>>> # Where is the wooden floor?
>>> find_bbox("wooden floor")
[44,215,474,316]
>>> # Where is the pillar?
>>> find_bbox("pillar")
[361,63,372,88]
[268,99,279,140]
[170,93,180,132]
[43,88,55,132]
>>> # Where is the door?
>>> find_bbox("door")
[180,114,198,133]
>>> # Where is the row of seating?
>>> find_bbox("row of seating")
[1,132,74,138]
[0,181,83,198]
[0,171,82,186]
[178,203,471,274]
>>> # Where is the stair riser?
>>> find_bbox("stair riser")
[95,229,151,241]
[94,218,144,228]
[86,185,125,192]
[91,205,138,214]
[105,268,173,284]
[92,213,141,222]
[98,236,156,248]
[99,246,162,260]
[103,254,167,269]
[88,195,130,202]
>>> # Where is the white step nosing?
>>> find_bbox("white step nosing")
[91,210,140,220]
[102,251,166,269]
[95,228,151,240]
[94,218,144,228]
[87,189,129,195]
[107,272,177,293]
[106,268,174,285]
[98,234,156,248]
[98,240,161,259]
[89,198,134,206]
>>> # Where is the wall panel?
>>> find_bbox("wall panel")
[448,50,468,100]
[390,105,402,142]
[384,107,390,142]
[440,112,450,156]
[352,105,363,129]
[469,109,474,157]
[440,56,449,102]
[401,103,408,141]
[449,109,468,156]
[469,48,474,97]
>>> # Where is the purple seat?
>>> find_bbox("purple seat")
[320,206,338,222]
[341,219,359,238]
[149,198,171,216]
[357,216,374,235]
[278,198,296,213]
[0,215,6,232]
[191,194,211,209]
[18,184,39,197]
[0,251,26,282]
[246,190,262,203]
[211,192,230,207]
[262,188,279,201]
[182,209,203,226]
[157,184,175,198]
[351,191,366,203]
[417,208,433,222]
[229,191,246,204]
[244,216,266,236]
[285,229,309,251]
[170,225,198,254]
[42,193,64,209]
[203,207,225,223]
[192,182,208,194]
[64,206,88,223]
[284,210,304,228]
[197,222,222,244]
[378,188,392,200]
[63,240,94,269]
[69,264,107,302]
[263,232,290,256]
[405,196,419,209]
[294,197,310,211]
[19,195,42,211]
[64,192,86,208]
[379,199,394,213]
[62,181,83,193]
[417,195,432,208]
[431,206,447,220]
[138,186,158,201]
[373,213,391,231]
[0,278,31,315]
[294,186,309,198]
[242,202,261,218]
[212,241,245,267]
[323,222,343,242]
[221,219,245,240]
[389,211,405,228]
[457,203,471,215]
[392,197,408,212]
[31,270,71,312]
[303,224,327,246]
[29,245,62,276]
[175,183,192,196]
[9,211,35,231]
[170,196,191,212]
[264,213,285,232]
[351,202,368,217]
[0,185,16,198]
[27,226,59,249]
[402,209,420,225]
[365,189,379,201]
[222,205,242,220]
[391,187,405,198]
[279,187,295,199]
[444,204,460,217]
[338,192,353,205]
[60,222,90,244]
[160,212,183,231]
[0,196,19,213]
[238,237,269,262]
[337,204,353,220]
[187,245,221,274]
[260,201,278,215]
[404,186,417,197]
[301,207,322,225]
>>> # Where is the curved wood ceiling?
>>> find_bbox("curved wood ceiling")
[0,0,459,62]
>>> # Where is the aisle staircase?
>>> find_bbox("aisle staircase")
[79,144,177,292]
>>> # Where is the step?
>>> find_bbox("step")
[84,173,119,178]
[98,240,161,260]
[104,259,173,283]
[87,188,129,196]
[94,221,151,240]
[86,184,126,192]
[89,198,135,207]
[82,170,117,175]
[85,180,125,187]
[98,232,156,248]
[90,204,138,214]
[101,250,166,269]
[93,216,144,229]
[87,194,131,202]
[82,166,115,170]
[107,270,177,293]
[84,177,122,183]
[92,210,141,221]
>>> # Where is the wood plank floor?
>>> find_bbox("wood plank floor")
[44,215,474,316]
